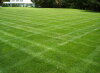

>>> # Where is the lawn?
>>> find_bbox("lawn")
[0,7,100,73]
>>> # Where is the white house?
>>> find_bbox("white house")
[4,0,35,7]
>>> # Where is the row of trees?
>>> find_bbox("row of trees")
[0,0,9,6]
[32,0,100,11]
[32,0,63,8]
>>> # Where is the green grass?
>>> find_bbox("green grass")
[0,7,100,73]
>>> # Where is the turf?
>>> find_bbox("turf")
[0,7,100,73]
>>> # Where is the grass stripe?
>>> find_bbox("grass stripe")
[0,8,100,73]
[43,17,100,30]
[45,24,99,43]
[0,21,99,49]
[0,18,98,42]
[0,35,69,72]
[0,28,99,66]
[67,46,100,73]
[58,28,99,46]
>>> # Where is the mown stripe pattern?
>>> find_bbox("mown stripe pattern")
[0,8,100,73]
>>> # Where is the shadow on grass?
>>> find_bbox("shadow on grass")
[52,8,100,13]
[82,10,100,13]
[31,7,100,13]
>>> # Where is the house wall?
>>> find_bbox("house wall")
[10,0,32,3]
[4,0,35,7]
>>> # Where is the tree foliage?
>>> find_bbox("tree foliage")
[31,0,63,8]
[0,0,9,6]
[0,0,3,6]
[31,0,100,11]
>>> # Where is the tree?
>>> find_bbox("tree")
[88,0,100,11]
[0,0,9,6]
[0,0,3,6]
[31,0,63,8]
[31,0,100,11]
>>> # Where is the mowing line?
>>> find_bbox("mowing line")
[0,35,99,73]
[1,11,99,30]
[0,12,83,27]
[0,30,79,60]
[67,46,100,73]
[49,17,100,31]
[54,24,98,38]
[0,21,99,48]
[0,15,87,30]
[0,21,60,36]
[0,28,77,61]
[0,28,99,63]
[19,23,98,40]
[43,17,100,30]
[44,24,98,43]
[58,28,99,46]
[4,15,97,34]
[0,19,99,49]
[1,16,99,37]
[0,30,90,71]
[0,9,87,21]
[0,30,99,72]
[0,13,82,22]
[0,35,70,72]
[0,8,100,73]
[0,30,53,50]
[0,18,98,40]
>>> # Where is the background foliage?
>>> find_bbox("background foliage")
[1,0,100,11]
[31,0,100,11]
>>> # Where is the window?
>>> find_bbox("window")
[11,0,15,2]
[16,0,19,2]
[20,0,23,2]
